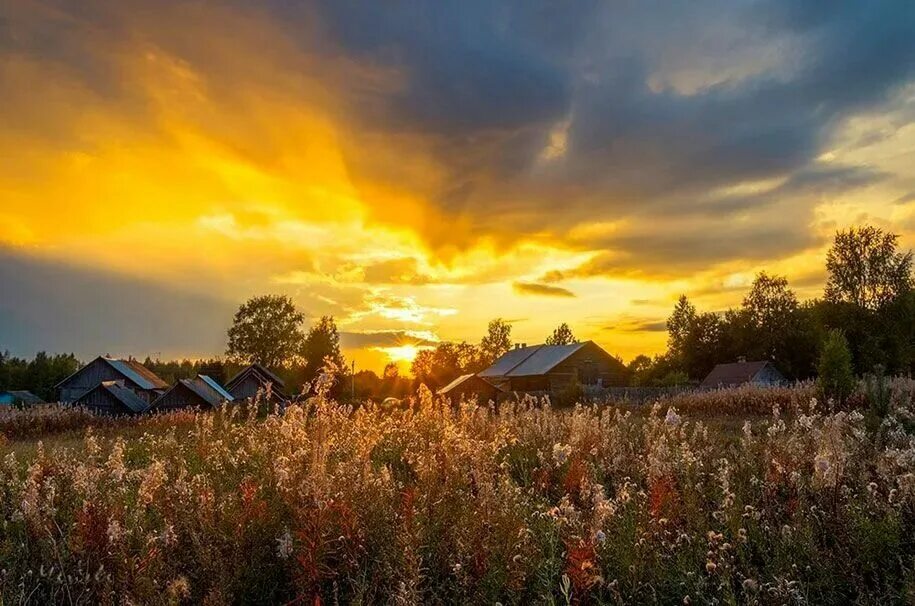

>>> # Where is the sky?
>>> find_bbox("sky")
[2,1,915,373]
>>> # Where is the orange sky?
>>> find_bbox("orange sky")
[2,1,915,373]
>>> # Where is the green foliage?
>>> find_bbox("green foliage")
[0,350,79,401]
[818,330,856,403]
[480,318,512,366]
[864,364,891,424]
[545,322,576,346]
[826,225,913,310]
[226,294,305,369]
[302,315,345,384]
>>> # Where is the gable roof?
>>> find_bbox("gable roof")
[479,342,593,378]
[700,360,779,389]
[55,356,168,391]
[0,390,44,404]
[438,373,501,395]
[78,381,150,414]
[155,375,234,409]
[198,375,234,401]
[226,363,285,390]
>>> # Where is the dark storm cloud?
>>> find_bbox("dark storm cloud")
[512,282,576,298]
[340,331,437,349]
[0,248,234,359]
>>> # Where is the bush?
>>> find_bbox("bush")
[818,329,856,404]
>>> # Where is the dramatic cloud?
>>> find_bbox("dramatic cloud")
[2,0,914,368]
[513,282,576,298]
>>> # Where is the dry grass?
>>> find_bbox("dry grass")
[1,384,914,604]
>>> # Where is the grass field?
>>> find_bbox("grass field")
[2,383,915,604]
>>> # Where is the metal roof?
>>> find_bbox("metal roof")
[0,390,44,404]
[226,363,285,390]
[199,375,234,401]
[478,346,542,377]
[79,381,150,414]
[479,342,590,378]
[106,358,168,390]
[700,361,778,389]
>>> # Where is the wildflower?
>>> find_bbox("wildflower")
[706,560,717,574]
[595,530,607,544]
[665,408,681,427]
[276,528,294,559]
[743,578,758,593]
[552,443,572,466]
[106,519,124,545]
[167,576,191,601]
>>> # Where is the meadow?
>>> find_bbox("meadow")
[2,382,915,605]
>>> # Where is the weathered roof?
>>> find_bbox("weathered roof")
[438,374,500,395]
[226,363,285,390]
[0,390,44,404]
[79,381,150,414]
[55,356,168,391]
[700,360,775,389]
[479,342,591,378]
[199,375,234,402]
[178,377,227,408]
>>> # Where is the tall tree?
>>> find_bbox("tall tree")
[545,323,576,346]
[226,295,305,369]
[667,295,697,359]
[825,226,913,310]
[303,315,345,382]
[818,329,856,403]
[480,318,512,365]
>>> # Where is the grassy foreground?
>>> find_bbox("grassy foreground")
[2,385,915,605]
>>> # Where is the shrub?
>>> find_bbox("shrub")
[818,329,856,404]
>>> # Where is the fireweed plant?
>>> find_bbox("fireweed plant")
[1,380,915,604]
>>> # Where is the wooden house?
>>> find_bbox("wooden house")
[75,381,151,415]
[437,374,503,403]
[478,341,627,393]
[56,356,168,403]
[0,390,44,406]
[152,375,234,411]
[700,360,785,390]
[225,363,288,402]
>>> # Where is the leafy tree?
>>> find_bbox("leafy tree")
[825,226,913,310]
[382,362,400,380]
[818,329,856,404]
[480,318,512,365]
[545,323,576,346]
[303,316,345,385]
[667,295,697,360]
[226,295,305,369]
[410,341,483,389]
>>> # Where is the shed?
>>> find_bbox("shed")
[152,375,235,411]
[75,381,151,415]
[437,374,503,403]
[225,363,288,402]
[700,360,785,390]
[56,356,168,403]
[0,390,44,406]
[479,341,627,393]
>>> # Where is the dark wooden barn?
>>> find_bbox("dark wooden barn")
[56,356,168,403]
[437,374,503,403]
[700,359,785,390]
[478,341,627,393]
[75,381,151,415]
[225,363,288,402]
[152,375,234,411]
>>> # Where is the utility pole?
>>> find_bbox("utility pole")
[351,359,356,399]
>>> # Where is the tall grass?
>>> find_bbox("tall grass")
[1,385,914,604]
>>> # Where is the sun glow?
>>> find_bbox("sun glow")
[378,345,426,364]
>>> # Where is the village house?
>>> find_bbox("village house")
[700,359,785,390]
[437,373,503,403]
[225,363,288,402]
[56,356,168,403]
[0,390,44,406]
[75,380,151,415]
[478,341,627,394]
[152,375,234,411]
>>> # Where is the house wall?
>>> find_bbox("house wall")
[153,383,204,411]
[753,365,784,386]
[77,389,132,415]
[546,343,628,391]
[445,380,500,403]
[228,373,285,401]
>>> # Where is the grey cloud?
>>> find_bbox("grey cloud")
[0,248,234,359]
[340,330,437,349]
[512,282,575,298]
